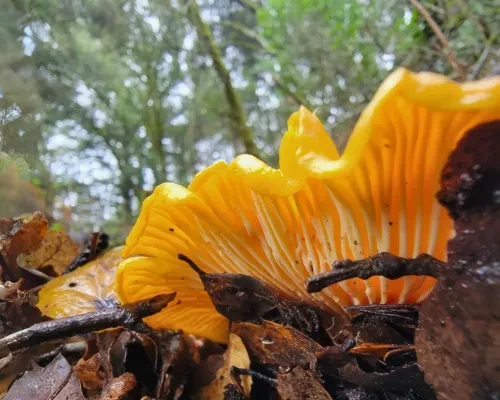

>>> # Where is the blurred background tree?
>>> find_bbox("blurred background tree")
[1,0,498,243]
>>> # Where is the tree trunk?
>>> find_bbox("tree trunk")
[185,0,261,159]
[145,63,168,185]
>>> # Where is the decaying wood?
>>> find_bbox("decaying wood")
[416,120,500,400]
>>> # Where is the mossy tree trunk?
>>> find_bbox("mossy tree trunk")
[185,0,261,159]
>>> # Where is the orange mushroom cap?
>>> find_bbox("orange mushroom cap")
[112,68,500,344]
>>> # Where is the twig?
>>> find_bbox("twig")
[234,0,261,12]
[470,42,493,79]
[231,366,277,387]
[271,75,313,110]
[409,0,467,81]
[0,293,176,358]
[36,341,87,365]
[306,253,442,293]
[346,304,420,312]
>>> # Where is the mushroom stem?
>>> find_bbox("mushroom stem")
[306,253,443,293]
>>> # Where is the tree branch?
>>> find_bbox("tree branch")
[235,0,261,12]
[306,253,443,293]
[221,20,314,109]
[0,293,176,358]
[409,0,467,81]
[220,20,276,55]
[185,0,260,158]
[470,41,494,80]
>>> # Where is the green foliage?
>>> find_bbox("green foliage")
[1,0,497,232]
[0,151,30,178]
[49,222,64,231]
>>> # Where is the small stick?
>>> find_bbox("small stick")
[409,0,466,81]
[36,341,87,365]
[0,293,176,358]
[345,304,419,312]
[231,366,277,387]
[306,253,442,293]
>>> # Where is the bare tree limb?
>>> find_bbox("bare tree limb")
[271,75,313,109]
[409,0,467,81]
[185,0,260,158]
[306,253,442,294]
[470,42,494,79]
[235,0,261,12]
[220,20,276,55]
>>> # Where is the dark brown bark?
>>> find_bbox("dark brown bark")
[415,120,500,400]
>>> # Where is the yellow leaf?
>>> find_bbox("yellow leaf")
[37,246,124,318]
[198,333,252,399]
[18,230,79,276]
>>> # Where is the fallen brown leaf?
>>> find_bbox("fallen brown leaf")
[154,331,191,400]
[0,280,22,300]
[0,300,46,339]
[98,372,137,400]
[3,353,85,400]
[232,320,322,370]
[75,328,163,399]
[0,212,48,270]
[74,353,105,390]
[347,304,419,345]
[178,255,279,322]
[0,212,53,292]
[18,230,79,276]
[198,333,252,399]
[276,367,332,400]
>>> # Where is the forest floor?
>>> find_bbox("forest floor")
[0,125,499,400]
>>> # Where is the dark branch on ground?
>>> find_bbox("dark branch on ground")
[0,293,176,358]
[306,253,443,293]
[231,366,277,387]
